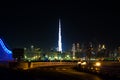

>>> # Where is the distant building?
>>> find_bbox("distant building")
[24,45,41,61]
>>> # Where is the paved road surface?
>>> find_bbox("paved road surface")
[0,65,120,80]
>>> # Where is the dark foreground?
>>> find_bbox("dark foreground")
[0,65,120,80]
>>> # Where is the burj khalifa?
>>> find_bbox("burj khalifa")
[58,19,62,53]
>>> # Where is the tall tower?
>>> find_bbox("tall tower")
[72,43,76,59]
[58,19,62,53]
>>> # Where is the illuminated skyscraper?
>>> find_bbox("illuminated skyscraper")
[58,19,62,53]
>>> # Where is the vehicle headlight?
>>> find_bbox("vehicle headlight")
[81,62,87,65]
[95,62,101,67]
[77,61,81,64]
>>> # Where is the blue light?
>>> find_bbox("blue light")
[0,38,12,54]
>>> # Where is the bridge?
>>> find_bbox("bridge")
[0,38,13,61]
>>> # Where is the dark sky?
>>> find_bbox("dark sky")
[0,0,119,50]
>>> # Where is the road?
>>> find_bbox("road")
[1,65,120,80]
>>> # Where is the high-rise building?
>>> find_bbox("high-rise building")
[57,19,62,53]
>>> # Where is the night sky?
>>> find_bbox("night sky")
[0,0,119,51]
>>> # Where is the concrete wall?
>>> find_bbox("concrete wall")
[30,62,76,68]
[8,62,77,70]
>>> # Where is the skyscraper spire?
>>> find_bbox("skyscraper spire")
[58,19,62,53]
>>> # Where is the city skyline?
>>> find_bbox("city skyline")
[0,0,119,50]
